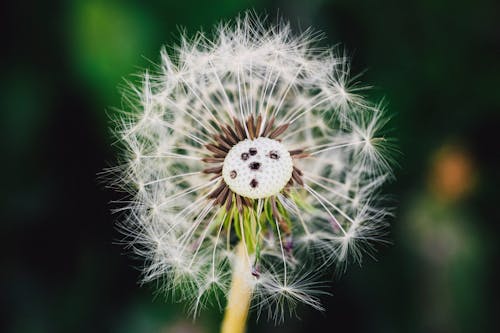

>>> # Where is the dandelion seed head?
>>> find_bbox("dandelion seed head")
[110,12,396,322]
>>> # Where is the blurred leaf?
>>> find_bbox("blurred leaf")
[68,0,160,106]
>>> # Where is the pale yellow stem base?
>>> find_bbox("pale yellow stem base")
[220,243,254,333]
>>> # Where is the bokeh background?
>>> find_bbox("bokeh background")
[2,0,499,332]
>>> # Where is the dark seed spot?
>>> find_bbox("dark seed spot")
[230,170,237,179]
[249,162,261,170]
[241,152,249,160]
[250,179,259,188]
[249,147,257,156]
[251,266,260,278]
[269,150,280,159]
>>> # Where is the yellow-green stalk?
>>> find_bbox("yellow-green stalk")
[221,242,254,333]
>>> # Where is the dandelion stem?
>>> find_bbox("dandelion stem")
[221,242,254,333]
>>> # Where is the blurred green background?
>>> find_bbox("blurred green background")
[1,0,499,332]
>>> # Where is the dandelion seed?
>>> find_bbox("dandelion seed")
[110,12,395,329]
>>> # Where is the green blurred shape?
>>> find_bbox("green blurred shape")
[68,0,160,106]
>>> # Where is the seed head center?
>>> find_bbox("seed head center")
[222,137,293,199]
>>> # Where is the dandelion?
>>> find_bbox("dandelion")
[110,13,395,333]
